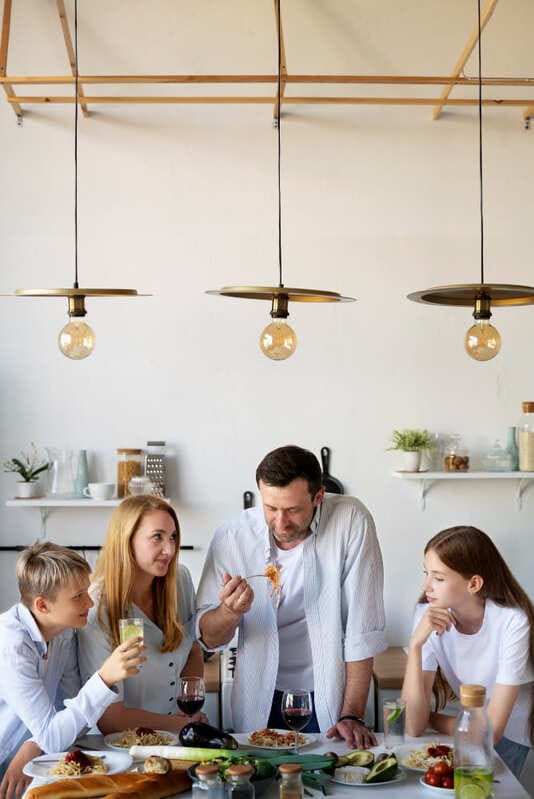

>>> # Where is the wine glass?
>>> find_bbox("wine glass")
[281,689,312,753]
[177,676,205,719]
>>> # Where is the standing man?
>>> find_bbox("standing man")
[197,445,386,748]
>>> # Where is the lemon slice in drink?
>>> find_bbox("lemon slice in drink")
[459,785,486,799]
[386,707,403,724]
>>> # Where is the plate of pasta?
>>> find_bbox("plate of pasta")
[23,749,132,779]
[235,729,317,749]
[104,728,179,749]
[395,743,454,773]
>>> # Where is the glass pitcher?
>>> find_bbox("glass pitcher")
[46,448,77,498]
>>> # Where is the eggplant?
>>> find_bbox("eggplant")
[179,721,238,750]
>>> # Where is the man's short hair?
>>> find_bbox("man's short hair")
[255,445,322,497]
[16,541,90,607]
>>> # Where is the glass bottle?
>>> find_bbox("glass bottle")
[116,448,143,497]
[454,684,494,799]
[518,402,534,472]
[226,764,255,799]
[506,426,519,471]
[278,763,303,799]
[484,439,511,472]
[193,764,224,799]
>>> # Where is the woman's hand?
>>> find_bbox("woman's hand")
[0,741,41,799]
[98,637,146,687]
[410,606,454,648]
[174,710,210,732]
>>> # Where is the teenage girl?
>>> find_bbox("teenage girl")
[401,525,534,777]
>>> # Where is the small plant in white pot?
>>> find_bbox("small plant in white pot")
[387,429,434,472]
[3,444,50,498]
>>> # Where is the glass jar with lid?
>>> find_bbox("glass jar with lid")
[518,402,534,472]
[128,476,155,496]
[116,448,142,498]
[443,435,470,472]
[193,764,224,799]
[226,764,255,799]
[278,763,303,799]
[484,439,512,472]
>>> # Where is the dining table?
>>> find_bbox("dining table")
[23,731,530,798]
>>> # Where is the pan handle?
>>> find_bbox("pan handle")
[321,446,331,474]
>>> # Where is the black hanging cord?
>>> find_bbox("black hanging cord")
[477,0,484,286]
[276,0,283,288]
[73,0,79,289]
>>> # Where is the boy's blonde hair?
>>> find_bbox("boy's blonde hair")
[17,541,90,607]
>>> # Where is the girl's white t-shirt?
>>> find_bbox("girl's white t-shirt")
[414,599,534,746]
[275,544,314,691]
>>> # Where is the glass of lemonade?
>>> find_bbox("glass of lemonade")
[119,617,144,668]
[383,698,406,748]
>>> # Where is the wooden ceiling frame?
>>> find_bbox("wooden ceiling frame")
[0,0,533,123]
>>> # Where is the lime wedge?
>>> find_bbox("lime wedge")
[386,707,403,724]
[459,785,485,799]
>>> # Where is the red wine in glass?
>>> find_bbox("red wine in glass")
[282,708,312,732]
[177,676,205,719]
[281,690,312,753]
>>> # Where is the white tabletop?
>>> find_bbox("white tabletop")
[24,732,530,799]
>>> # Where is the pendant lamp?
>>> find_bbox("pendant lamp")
[408,0,534,361]
[15,0,141,360]
[207,0,354,360]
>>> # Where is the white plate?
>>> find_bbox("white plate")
[330,772,406,788]
[419,776,454,795]
[234,731,318,750]
[104,730,179,750]
[395,743,454,773]
[23,750,132,779]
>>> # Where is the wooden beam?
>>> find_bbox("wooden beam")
[273,0,287,121]
[56,0,88,116]
[1,73,533,87]
[8,94,534,107]
[0,0,22,117]
[433,0,499,120]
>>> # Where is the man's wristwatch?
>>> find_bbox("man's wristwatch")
[338,714,368,727]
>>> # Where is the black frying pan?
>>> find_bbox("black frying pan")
[320,446,344,494]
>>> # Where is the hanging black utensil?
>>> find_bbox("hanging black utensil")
[243,491,254,509]
[320,446,344,494]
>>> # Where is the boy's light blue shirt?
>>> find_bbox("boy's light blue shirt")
[0,603,117,767]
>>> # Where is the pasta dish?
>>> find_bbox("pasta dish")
[113,727,174,747]
[402,742,453,770]
[264,564,282,608]
[48,749,107,777]
[248,728,307,747]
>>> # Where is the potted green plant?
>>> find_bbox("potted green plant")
[387,428,434,472]
[3,444,50,498]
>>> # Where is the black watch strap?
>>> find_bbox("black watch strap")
[338,714,368,727]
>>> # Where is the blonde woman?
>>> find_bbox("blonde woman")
[78,495,205,735]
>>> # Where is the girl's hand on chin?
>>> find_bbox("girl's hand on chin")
[411,606,454,646]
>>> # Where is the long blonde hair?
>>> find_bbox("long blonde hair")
[92,495,183,653]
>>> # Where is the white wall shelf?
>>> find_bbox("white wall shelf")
[392,471,534,510]
[6,497,170,537]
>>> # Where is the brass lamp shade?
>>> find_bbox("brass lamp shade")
[407,283,534,308]
[206,286,355,303]
[15,288,139,297]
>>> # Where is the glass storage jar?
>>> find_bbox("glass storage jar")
[518,402,534,472]
[116,448,142,497]
[443,435,470,472]
[278,764,303,799]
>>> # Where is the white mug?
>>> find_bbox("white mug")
[83,482,115,500]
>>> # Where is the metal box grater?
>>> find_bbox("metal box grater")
[144,440,167,497]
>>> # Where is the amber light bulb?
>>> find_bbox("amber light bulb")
[464,296,501,361]
[58,319,96,360]
[260,319,297,360]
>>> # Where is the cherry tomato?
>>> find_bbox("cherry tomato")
[442,777,454,789]
[431,762,449,777]
[425,772,441,787]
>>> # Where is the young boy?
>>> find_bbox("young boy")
[0,541,144,799]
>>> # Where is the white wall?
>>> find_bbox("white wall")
[1,0,534,645]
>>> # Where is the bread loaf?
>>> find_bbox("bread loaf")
[25,768,190,799]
